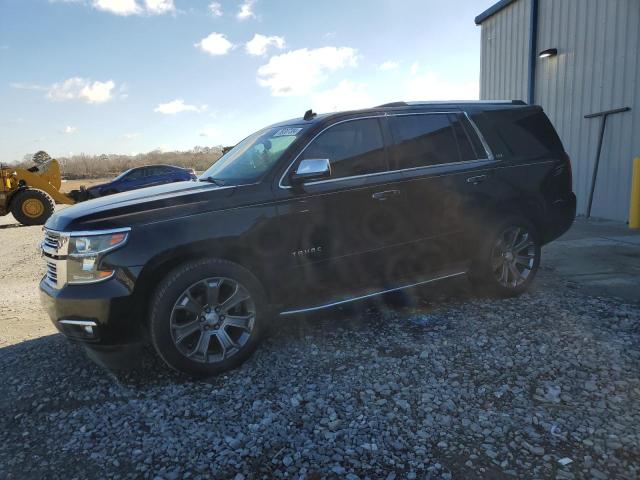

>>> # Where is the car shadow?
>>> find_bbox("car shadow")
[0,222,26,230]
[0,275,518,400]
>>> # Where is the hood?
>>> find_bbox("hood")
[46,180,236,231]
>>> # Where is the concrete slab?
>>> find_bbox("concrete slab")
[543,217,640,303]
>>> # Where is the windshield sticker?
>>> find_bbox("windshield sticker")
[273,127,302,137]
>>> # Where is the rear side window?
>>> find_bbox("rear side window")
[483,108,564,157]
[387,114,460,169]
[147,167,168,176]
[126,169,145,179]
[300,118,386,179]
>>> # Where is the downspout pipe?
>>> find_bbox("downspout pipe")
[527,0,539,104]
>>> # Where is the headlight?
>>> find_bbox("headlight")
[67,229,130,284]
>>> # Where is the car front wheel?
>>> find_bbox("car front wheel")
[149,258,267,377]
[471,217,541,297]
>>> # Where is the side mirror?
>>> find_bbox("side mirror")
[290,158,331,185]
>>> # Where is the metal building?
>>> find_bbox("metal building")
[475,0,639,221]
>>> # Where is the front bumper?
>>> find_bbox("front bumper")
[39,274,144,346]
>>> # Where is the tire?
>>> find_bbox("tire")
[10,188,55,226]
[149,258,268,377]
[470,216,541,297]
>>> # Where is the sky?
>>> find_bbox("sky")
[0,0,495,161]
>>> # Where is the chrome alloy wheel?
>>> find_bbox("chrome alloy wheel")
[491,226,537,288]
[170,277,255,363]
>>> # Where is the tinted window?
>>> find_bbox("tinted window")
[126,169,145,179]
[484,108,564,157]
[451,114,488,161]
[147,166,171,176]
[388,114,459,169]
[300,118,386,179]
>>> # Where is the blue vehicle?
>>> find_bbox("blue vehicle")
[87,165,196,197]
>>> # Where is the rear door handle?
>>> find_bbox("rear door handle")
[372,189,401,201]
[466,174,488,185]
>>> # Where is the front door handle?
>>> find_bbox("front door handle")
[466,174,488,185]
[372,189,401,201]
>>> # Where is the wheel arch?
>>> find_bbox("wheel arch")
[130,240,270,332]
[472,196,546,240]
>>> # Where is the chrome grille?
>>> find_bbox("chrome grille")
[45,260,58,288]
[42,229,67,289]
[43,229,61,254]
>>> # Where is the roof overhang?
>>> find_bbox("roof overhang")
[475,0,519,25]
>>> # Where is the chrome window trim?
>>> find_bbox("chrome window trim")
[463,111,495,160]
[278,111,496,190]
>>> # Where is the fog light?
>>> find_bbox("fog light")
[59,319,99,340]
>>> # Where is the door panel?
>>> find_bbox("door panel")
[384,112,500,276]
[273,117,414,309]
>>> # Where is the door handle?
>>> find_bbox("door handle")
[372,189,401,201]
[466,174,488,185]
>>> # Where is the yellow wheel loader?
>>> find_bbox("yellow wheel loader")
[0,153,79,226]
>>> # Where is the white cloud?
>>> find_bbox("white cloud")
[54,0,174,15]
[144,0,174,14]
[195,32,233,56]
[63,125,77,134]
[208,1,222,16]
[123,132,141,139]
[311,80,372,113]
[410,61,420,75]
[405,71,479,101]
[245,33,285,56]
[92,0,141,15]
[379,60,399,71]
[47,77,116,104]
[154,99,207,114]
[257,47,358,96]
[237,0,256,20]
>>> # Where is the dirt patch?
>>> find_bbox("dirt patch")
[0,211,58,347]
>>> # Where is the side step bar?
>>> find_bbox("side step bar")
[279,269,467,316]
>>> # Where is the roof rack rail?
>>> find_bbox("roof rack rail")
[376,100,527,107]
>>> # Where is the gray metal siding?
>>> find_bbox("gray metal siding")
[535,0,639,221]
[479,0,531,101]
[479,0,640,221]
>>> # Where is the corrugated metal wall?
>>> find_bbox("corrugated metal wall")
[535,0,639,221]
[479,0,531,101]
[479,0,640,221]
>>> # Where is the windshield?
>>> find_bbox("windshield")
[199,126,303,185]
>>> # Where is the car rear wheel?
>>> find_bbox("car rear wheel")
[470,216,541,297]
[149,258,267,377]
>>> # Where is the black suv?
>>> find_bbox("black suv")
[40,101,576,376]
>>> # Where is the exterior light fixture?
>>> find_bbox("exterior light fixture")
[539,48,558,58]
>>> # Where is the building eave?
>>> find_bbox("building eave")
[475,0,519,25]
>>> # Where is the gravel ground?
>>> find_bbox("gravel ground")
[1,252,639,480]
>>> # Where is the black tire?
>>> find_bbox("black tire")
[10,188,55,226]
[149,258,268,377]
[469,216,541,297]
